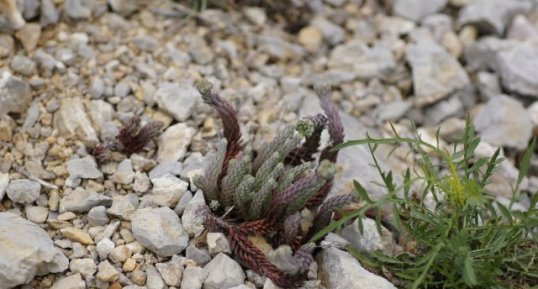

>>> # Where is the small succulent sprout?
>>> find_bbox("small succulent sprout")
[294,118,315,138]
[317,159,336,181]
[195,79,214,97]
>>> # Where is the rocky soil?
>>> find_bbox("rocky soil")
[1,0,538,289]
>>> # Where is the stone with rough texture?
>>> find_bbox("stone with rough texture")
[186,244,211,266]
[25,206,49,224]
[54,98,98,143]
[156,256,183,287]
[64,0,91,20]
[181,190,206,237]
[49,273,85,289]
[406,39,470,107]
[203,253,245,289]
[181,264,204,289]
[474,95,532,150]
[131,207,189,257]
[40,0,60,26]
[88,206,109,226]
[59,187,111,213]
[497,41,538,97]
[69,259,97,278]
[6,179,41,204]
[155,82,199,122]
[110,159,135,185]
[96,260,119,282]
[107,194,139,220]
[340,218,397,255]
[0,212,68,288]
[15,23,41,52]
[317,247,396,289]
[207,232,231,255]
[141,174,188,208]
[96,238,115,260]
[157,123,196,162]
[0,72,32,116]
[458,0,532,35]
[60,227,94,245]
[147,266,165,289]
[393,0,447,21]
[65,157,103,187]
[328,40,396,81]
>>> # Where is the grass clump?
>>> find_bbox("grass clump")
[313,122,538,289]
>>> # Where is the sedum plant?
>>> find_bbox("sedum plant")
[194,80,355,288]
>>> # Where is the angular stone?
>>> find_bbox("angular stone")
[207,232,231,255]
[0,72,32,116]
[203,253,245,289]
[185,244,211,266]
[0,212,68,288]
[53,98,98,143]
[25,206,49,223]
[69,258,97,278]
[393,0,447,21]
[406,39,470,107]
[14,23,41,52]
[458,0,532,35]
[40,0,60,26]
[474,95,532,150]
[110,159,135,185]
[155,82,199,122]
[60,227,94,245]
[340,218,397,255]
[65,157,102,187]
[497,41,538,97]
[141,174,188,208]
[146,266,165,289]
[0,172,9,200]
[107,193,139,220]
[109,245,131,264]
[317,247,396,289]
[6,179,41,204]
[96,260,119,282]
[156,256,183,287]
[181,264,204,289]
[50,273,85,289]
[60,187,111,213]
[181,190,206,237]
[157,123,196,162]
[131,207,189,257]
[64,0,91,20]
[96,238,115,260]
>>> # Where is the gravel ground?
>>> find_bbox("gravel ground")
[1,0,538,288]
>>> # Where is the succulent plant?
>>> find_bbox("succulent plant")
[88,115,163,164]
[195,80,355,288]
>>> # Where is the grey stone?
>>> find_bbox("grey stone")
[96,238,115,260]
[110,159,135,185]
[181,264,205,289]
[421,14,452,41]
[0,72,32,115]
[207,232,231,255]
[69,259,97,278]
[6,179,41,204]
[25,206,49,223]
[88,206,109,226]
[0,172,8,200]
[21,0,40,20]
[114,81,130,97]
[476,71,502,100]
[157,123,196,162]
[64,0,91,20]
[34,49,66,76]
[133,35,158,52]
[50,273,85,289]
[392,0,447,21]
[88,100,114,132]
[507,15,538,41]
[154,82,199,122]
[66,157,102,187]
[59,187,112,213]
[375,100,412,122]
[244,7,267,26]
[0,212,69,288]
[203,253,245,289]
[174,190,193,215]
[463,37,516,72]
[148,161,184,179]
[156,256,183,287]
[54,98,98,143]
[312,17,346,45]
[497,41,538,97]
[40,0,60,26]
[474,95,532,150]
[0,34,15,58]
[108,0,138,16]
[181,190,206,237]
[423,95,463,125]
[317,247,396,289]
[90,78,105,99]
[147,266,165,289]
[107,193,139,220]
[458,0,532,35]
[340,218,397,255]
[321,233,351,250]
[131,207,189,257]
[141,174,188,208]
[133,171,150,193]
[328,40,396,80]
[406,39,470,107]
[10,55,36,76]
[186,245,211,266]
